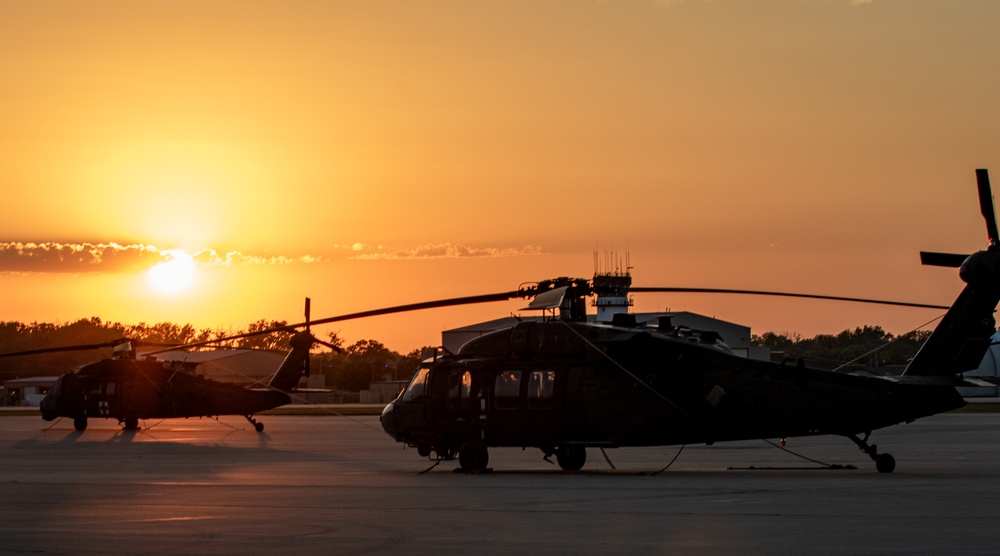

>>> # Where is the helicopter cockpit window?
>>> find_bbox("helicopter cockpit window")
[401,368,430,401]
[494,371,522,410]
[527,370,556,410]
[449,370,472,399]
[447,369,473,410]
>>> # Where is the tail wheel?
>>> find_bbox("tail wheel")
[73,416,87,432]
[556,445,587,471]
[876,453,896,474]
[245,415,264,432]
[458,440,489,471]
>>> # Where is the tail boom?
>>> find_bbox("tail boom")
[904,248,1000,376]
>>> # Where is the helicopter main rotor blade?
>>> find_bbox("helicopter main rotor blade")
[142,281,948,357]
[145,290,525,355]
[295,291,524,328]
[304,297,312,375]
[0,340,125,358]
[920,251,969,268]
[977,168,998,245]
[0,338,180,358]
[628,287,949,310]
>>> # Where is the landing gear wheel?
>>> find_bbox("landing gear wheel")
[848,432,896,474]
[876,453,896,474]
[417,444,432,458]
[73,416,87,432]
[556,446,587,471]
[459,440,489,471]
[123,417,139,430]
[245,415,264,432]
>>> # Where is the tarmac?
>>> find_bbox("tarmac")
[2,411,1000,555]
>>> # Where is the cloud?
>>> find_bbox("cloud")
[351,243,544,260]
[0,242,326,273]
[652,0,874,7]
[191,249,326,267]
[0,242,160,273]
[0,240,542,272]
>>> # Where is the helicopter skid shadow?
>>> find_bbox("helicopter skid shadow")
[108,429,138,443]
[727,464,858,471]
[56,430,85,444]
[435,464,860,476]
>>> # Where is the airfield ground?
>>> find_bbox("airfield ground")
[1,411,999,555]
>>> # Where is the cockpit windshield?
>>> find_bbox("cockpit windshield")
[401,367,431,401]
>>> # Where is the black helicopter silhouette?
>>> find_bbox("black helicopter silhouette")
[0,300,336,432]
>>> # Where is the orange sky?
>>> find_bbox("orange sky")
[2,1,999,353]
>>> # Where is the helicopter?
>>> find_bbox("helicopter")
[0,300,336,432]
[377,169,1000,474]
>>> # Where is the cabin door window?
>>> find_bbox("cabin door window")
[494,371,522,410]
[527,370,556,410]
[448,369,473,410]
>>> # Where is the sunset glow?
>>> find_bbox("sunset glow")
[1,1,998,352]
[148,251,196,295]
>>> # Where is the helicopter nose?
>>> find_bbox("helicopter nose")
[39,377,62,420]
[380,401,396,437]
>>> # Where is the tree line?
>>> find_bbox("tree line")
[752,325,931,370]
[0,318,424,392]
[0,319,932,391]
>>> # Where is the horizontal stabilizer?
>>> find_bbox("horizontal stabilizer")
[920,251,969,268]
[978,168,998,244]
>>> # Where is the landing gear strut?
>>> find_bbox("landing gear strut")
[245,415,264,432]
[848,432,895,473]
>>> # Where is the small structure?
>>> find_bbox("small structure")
[592,272,633,322]
[2,376,59,406]
[960,330,1000,398]
[361,380,408,404]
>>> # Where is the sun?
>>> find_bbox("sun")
[148,250,196,294]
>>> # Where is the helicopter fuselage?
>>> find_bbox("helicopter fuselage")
[40,358,291,431]
[380,320,965,467]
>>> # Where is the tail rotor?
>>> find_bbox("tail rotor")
[977,168,998,247]
[919,169,997,268]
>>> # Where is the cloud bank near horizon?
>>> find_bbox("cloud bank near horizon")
[0,241,545,273]
[349,243,544,260]
[0,242,326,273]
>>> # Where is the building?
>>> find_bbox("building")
[441,311,769,360]
[959,330,1000,398]
[441,271,769,360]
[2,376,59,406]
